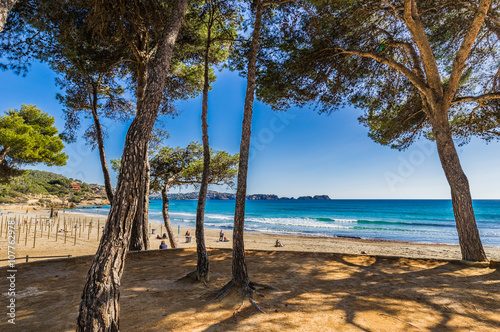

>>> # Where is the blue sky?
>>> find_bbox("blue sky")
[1,61,500,199]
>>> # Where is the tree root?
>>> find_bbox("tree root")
[208,280,275,314]
[177,270,209,286]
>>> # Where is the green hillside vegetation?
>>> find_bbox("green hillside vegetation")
[0,170,105,204]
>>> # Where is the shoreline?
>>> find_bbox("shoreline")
[1,208,499,267]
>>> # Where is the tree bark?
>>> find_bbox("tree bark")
[193,22,212,283]
[0,0,18,33]
[76,1,188,330]
[90,86,114,204]
[129,33,152,252]
[0,146,11,163]
[232,0,264,287]
[161,184,177,248]
[431,108,487,262]
[129,147,150,251]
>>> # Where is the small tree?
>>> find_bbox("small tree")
[0,105,67,182]
[185,0,241,283]
[149,142,238,250]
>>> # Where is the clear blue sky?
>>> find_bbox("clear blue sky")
[1,61,500,199]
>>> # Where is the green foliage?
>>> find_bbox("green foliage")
[147,142,238,192]
[0,170,104,202]
[0,105,67,181]
[256,0,500,150]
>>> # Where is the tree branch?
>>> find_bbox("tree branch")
[451,93,500,104]
[403,0,443,96]
[444,0,493,107]
[323,47,429,94]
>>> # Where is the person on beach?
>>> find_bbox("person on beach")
[162,233,167,239]
[223,236,229,242]
[219,230,224,242]
[275,239,284,247]
[159,241,168,249]
[185,231,191,236]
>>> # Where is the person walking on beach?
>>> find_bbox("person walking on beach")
[219,230,224,242]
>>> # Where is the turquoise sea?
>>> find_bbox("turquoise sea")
[75,199,500,247]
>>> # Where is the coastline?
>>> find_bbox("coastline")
[1,207,499,267]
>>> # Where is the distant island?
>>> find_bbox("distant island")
[155,190,331,201]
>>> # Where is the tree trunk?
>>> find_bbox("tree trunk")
[193,25,212,282]
[431,109,487,262]
[129,147,150,251]
[90,87,114,204]
[0,146,11,163]
[76,1,188,330]
[161,184,177,248]
[142,157,151,250]
[232,0,264,287]
[128,33,153,252]
[0,0,18,33]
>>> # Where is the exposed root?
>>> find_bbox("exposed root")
[207,280,234,304]
[209,280,271,314]
[177,270,209,286]
[249,297,266,314]
[249,281,277,291]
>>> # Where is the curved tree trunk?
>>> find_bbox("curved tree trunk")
[76,1,188,329]
[90,87,114,204]
[161,184,177,248]
[192,20,212,283]
[232,0,264,287]
[432,110,486,262]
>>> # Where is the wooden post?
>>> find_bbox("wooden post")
[64,222,67,244]
[79,219,82,238]
[97,219,100,241]
[0,216,3,238]
[56,218,60,242]
[40,219,43,238]
[160,224,163,235]
[74,225,77,246]
[26,255,29,263]
[88,221,92,240]
[33,221,37,248]
[25,219,28,246]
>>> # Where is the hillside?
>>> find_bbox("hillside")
[161,190,331,200]
[0,170,108,206]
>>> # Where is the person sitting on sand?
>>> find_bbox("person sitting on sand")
[275,239,284,247]
[159,241,168,249]
[162,233,167,239]
[156,235,162,239]
[185,231,190,236]
[223,236,229,242]
[219,230,224,242]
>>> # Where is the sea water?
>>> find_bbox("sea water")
[75,199,500,247]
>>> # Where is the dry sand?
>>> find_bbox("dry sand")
[1,249,499,331]
[1,208,500,331]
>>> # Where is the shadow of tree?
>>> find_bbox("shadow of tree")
[3,248,499,332]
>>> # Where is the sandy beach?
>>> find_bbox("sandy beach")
[1,208,500,268]
[1,207,500,331]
